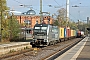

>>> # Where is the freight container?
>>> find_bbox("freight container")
[75,30,77,36]
[73,30,75,36]
[64,28,67,38]
[73,30,76,37]
[72,30,76,38]
[81,31,85,38]
[66,28,71,39]
[59,27,64,39]
[76,30,77,37]
[76,30,81,38]
[71,30,74,37]
[81,31,84,36]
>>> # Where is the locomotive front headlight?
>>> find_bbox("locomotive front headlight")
[32,36,34,38]
[33,39,37,42]
[44,39,48,42]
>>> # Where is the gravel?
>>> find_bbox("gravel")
[1,38,82,60]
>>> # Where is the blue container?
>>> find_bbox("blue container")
[76,30,78,37]
[75,30,77,36]
[64,28,67,38]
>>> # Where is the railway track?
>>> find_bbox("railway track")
[0,38,83,60]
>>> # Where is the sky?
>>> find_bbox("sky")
[6,0,90,22]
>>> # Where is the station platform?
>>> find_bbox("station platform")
[55,37,90,60]
[0,42,32,55]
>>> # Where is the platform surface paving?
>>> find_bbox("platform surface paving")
[0,42,32,55]
[77,37,90,60]
[55,37,90,60]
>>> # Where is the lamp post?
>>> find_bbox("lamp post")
[83,20,87,34]
[72,5,80,30]
[78,20,80,30]
[72,5,82,19]
[25,25,26,40]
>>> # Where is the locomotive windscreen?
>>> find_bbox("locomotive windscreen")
[33,24,48,36]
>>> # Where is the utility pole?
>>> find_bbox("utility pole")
[40,0,43,24]
[66,0,69,27]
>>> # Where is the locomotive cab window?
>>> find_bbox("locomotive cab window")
[35,27,40,29]
[41,27,47,30]
[52,28,58,33]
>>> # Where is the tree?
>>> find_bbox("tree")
[53,8,78,30]
[57,8,66,18]
[69,21,78,30]
[0,0,20,42]
[53,19,59,26]
[8,14,20,41]
[0,0,9,41]
[53,8,66,27]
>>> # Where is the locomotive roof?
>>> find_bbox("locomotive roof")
[34,24,50,27]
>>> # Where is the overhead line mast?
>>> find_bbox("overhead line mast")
[66,0,69,27]
[40,0,43,24]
